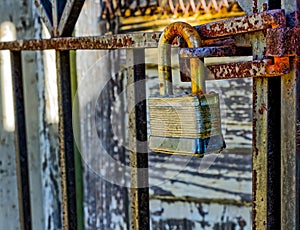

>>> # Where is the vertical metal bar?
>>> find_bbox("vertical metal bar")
[252,76,268,230]
[252,47,282,229]
[281,56,300,230]
[127,48,150,230]
[251,0,283,228]
[11,51,32,230]
[56,50,77,230]
[70,50,84,230]
[280,0,299,229]
[265,1,282,228]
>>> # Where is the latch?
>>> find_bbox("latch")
[178,9,299,80]
[148,10,298,157]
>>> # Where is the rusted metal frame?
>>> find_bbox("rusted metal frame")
[56,50,77,230]
[250,1,283,229]
[127,48,150,230]
[0,9,287,50]
[10,51,32,230]
[195,9,286,38]
[0,32,161,51]
[249,28,270,229]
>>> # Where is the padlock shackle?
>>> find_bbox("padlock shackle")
[158,22,205,96]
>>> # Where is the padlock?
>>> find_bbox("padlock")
[148,22,226,157]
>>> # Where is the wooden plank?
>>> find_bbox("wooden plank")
[150,200,251,229]
[148,152,252,201]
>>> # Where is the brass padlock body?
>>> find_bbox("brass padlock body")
[149,22,226,157]
[149,93,225,156]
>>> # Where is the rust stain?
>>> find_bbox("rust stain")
[258,103,267,115]
[196,9,285,38]
[266,26,300,56]
[207,57,290,79]
[267,57,290,75]
[252,169,257,230]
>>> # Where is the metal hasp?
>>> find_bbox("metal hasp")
[178,9,292,79]
[148,22,226,157]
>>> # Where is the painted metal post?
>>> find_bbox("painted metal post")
[127,48,150,230]
[251,1,282,230]
[11,51,32,230]
[56,50,77,230]
[280,0,300,228]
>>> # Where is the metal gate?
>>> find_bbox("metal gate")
[0,0,299,229]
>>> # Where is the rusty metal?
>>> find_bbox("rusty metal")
[280,1,300,229]
[0,9,289,50]
[56,50,77,229]
[158,21,205,95]
[11,51,32,230]
[196,9,286,38]
[207,57,290,79]
[127,49,150,230]
[281,57,300,229]
[266,26,300,56]
[0,33,161,50]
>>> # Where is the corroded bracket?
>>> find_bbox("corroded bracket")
[178,9,297,79]
[266,26,300,57]
[206,57,290,79]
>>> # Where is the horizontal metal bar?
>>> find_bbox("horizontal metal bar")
[180,46,236,58]
[0,32,161,51]
[266,26,300,56]
[196,9,286,38]
[179,45,253,58]
[207,57,290,79]
[0,10,287,51]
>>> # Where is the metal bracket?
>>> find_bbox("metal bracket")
[178,9,298,79]
[266,26,300,57]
